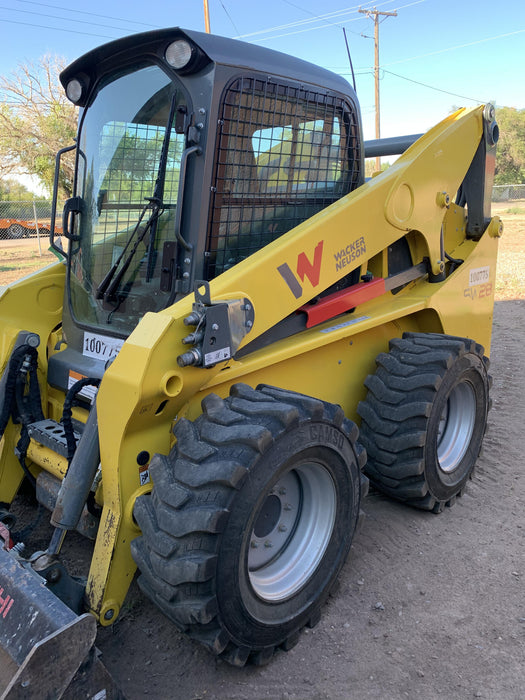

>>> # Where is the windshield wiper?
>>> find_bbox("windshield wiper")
[95,198,161,302]
[95,91,179,302]
[145,94,179,283]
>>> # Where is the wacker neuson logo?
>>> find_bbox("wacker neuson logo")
[333,237,367,271]
[277,241,324,299]
[277,237,367,298]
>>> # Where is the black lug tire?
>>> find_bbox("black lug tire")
[357,332,491,513]
[132,383,367,666]
[8,223,26,239]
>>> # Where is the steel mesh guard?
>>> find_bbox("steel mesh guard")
[206,76,361,279]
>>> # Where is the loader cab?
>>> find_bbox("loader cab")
[54,28,363,355]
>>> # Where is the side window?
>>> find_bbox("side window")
[252,118,344,195]
[252,125,290,194]
[206,76,361,279]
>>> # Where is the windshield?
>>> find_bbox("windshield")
[68,63,187,335]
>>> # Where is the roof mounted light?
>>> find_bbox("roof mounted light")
[165,40,193,70]
[164,37,211,75]
[65,78,84,104]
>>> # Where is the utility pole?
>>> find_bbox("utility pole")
[203,0,211,33]
[359,7,397,170]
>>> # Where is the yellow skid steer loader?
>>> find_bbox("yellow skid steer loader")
[0,27,500,696]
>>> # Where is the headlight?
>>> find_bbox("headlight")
[66,79,84,104]
[165,40,193,70]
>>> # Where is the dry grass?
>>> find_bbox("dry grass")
[493,213,525,300]
[0,244,56,286]
[1,212,523,299]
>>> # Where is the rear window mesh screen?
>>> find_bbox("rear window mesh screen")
[205,76,361,279]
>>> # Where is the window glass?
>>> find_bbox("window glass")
[68,64,186,334]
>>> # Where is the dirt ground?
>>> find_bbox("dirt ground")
[1,210,524,699]
[98,301,525,700]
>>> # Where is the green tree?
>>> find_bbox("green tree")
[0,178,33,199]
[494,107,525,185]
[101,126,184,204]
[0,55,77,197]
[364,159,391,179]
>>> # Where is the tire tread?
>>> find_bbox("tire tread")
[358,332,490,511]
[133,383,366,666]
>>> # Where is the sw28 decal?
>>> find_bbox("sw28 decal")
[464,266,492,301]
[464,283,493,300]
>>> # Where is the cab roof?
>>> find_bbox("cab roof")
[60,26,355,101]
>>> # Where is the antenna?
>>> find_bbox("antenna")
[342,28,357,92]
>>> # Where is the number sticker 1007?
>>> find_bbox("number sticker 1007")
[83,332,124,361]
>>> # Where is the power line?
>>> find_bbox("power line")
[0,17,117,39]
[335,65,489,103]
[381,69,487,103]
[278,0,363,37]
[0,4,150,33]
[235,0,425,44]
[241,16,363,42]
[380,28,525,67]
[13,0,158,28]
[235,2,371,40]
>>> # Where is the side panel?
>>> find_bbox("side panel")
[188,228,498,421]
[0,263,65,503]
[191,316,427,423]
[430,222,500,354]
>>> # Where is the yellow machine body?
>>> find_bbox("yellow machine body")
[0,104,500,625]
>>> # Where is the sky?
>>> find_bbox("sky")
[1,0,524,143]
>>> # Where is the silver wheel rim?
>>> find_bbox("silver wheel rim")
[248,462,336,602]
[9,224,24,238]
[437,381,476,473]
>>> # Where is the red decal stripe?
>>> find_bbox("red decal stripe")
[300,277,386,328]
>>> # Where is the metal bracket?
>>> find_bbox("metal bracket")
[177,281,255,368]
[463,103,499,239]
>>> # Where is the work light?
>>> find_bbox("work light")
[165,40,193,70]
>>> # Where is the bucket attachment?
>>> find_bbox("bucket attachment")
[0,544,123,699]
